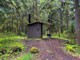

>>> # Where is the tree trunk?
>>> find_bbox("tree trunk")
[21,17,24,32]
[35,0,38,21]
[74,0,80,44]
[12,15,14,32]
[32,0,35,21]
[59,8,63,33]
[17,19,18,33]
[66,10,69,30]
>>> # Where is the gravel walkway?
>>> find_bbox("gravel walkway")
[23,38,80,60]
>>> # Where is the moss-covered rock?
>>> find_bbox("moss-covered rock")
[10,46,22,54]
[30,47,39,53]
[0,49,7,55]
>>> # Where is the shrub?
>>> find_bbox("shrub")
[67,45,75,52]
[10,46,22,54]
[0,35,24,57]
[21,32,26,37]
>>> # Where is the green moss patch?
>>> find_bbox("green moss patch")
[14,53,34,60]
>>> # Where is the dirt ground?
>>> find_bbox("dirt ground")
[23,38,80,60]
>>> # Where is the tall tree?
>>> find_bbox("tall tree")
[74,0,80,44]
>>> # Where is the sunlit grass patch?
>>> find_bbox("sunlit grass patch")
[0,36,24,42]
[43,33,70,41]
[14,53,34,60]
[43,35,48,38]
[0,36,25,49]
[0,33,25,59]
[52,33,69,40]
[27,38,42,40]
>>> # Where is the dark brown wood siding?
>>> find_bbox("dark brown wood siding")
[27,23,42,38]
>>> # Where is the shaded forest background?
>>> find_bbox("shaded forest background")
[0,0,80,44]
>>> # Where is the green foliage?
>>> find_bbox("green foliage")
[10,42,24,49]
[43,35,48,38]
[40,0,45,3]
[66,44,75,52]
[66,44,79,48]
[43,32,76,45]
[14,53,34,60]
[0,33,24,59]
[52,32,76,44]
[0,32,17,38]
[64,44,80,56]
[0,53,10,60]
[51,33,69,40]
[0,36,24,49]
[21,32,26,37]
[27,38,41,40]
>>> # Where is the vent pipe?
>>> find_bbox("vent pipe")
[28,14,31,23]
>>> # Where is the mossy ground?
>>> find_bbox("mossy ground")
[0,32,80,60]
[0,33,25,60]
[43,33,80,58]
[13,52,34,60]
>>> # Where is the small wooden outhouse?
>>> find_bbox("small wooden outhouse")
[27,22,43,38]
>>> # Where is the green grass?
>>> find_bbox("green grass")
[65,44,80,52]
[14,53,34,60]
[0,33,25,60]
[0,32,17,38]
[43,33,70,40]
[0,36,24,49]
[64,44,80,57]
[0,32,36,60]
[0,36,24,42]
[43,33,80,57]
[27,38,42,40]
[52,33,69,40]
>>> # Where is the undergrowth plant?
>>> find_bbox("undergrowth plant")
[14,53,34,60]
[64,44,80,57]
[0,32,17,38]
[0,33,25,60]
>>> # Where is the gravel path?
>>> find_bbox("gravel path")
[23,38,80,60]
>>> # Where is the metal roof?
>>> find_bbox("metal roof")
[28,22,52,26]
